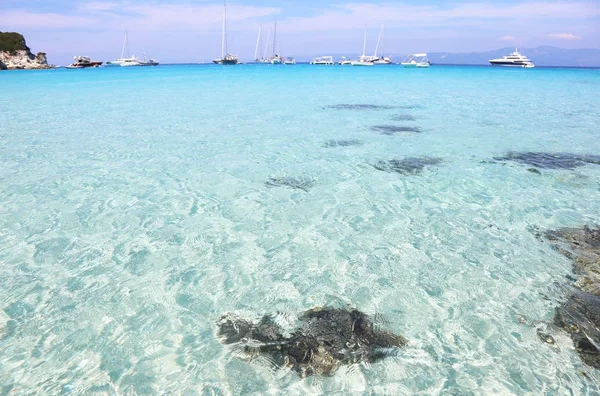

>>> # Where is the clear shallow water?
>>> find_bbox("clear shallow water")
[1,64,600,394]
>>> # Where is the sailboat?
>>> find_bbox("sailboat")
[213,0,238,65]
[106,30,140,66]
[372,24,392,64]
[351,28,374,66]
[270,22,283,64]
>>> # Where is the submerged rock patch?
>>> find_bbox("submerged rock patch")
[544,226,600,368]
[390,114,416,122]
[374,157,442,175]
[323,139,364,148]
[494,152,600,170]
[265,175,315,192]
[217,307,407,378]
[371,125,422,135]
[325,104,396,110]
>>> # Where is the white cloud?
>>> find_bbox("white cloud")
[0,3,280,31]
[282,2,600,31]
[498,36,517,41]
[547,33,582,40]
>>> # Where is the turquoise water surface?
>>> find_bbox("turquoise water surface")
[1,64,600,394]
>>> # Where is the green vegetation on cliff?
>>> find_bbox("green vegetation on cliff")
[0,32,31,53]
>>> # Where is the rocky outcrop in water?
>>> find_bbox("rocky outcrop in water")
[544,226,600,368]
[217,307,407,377]
[494,152,600,170]
[371,125,422,134]
[265,175,315,192]
[374,157,442,175]
[0,32,52,70]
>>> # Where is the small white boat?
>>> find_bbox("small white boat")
[489,49,535,68]
[338,57,352,65]
[284,57,296,65]
[310,56,334,65]
[401,53,430,68]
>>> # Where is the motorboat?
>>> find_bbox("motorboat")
[138,53,159,66]
[310,56,334,65]
[284,57,296,65]
[401,53,430,68]
[338,57,352,65]
[373,57,392,64]
[119,56,141,66]
[270,54,283,64]
[66,56,102,68]
[489,49,535,68]
[213,0,238,65]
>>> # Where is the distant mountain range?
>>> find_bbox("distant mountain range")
[424,46,600,67]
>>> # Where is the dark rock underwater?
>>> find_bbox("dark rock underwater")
[217,307,407,377]
[494,152,600,170]
[374,157,443,175]
[544,226,600,369]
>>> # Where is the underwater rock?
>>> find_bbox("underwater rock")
[545,226,600,295]
[265,176,315,192]
[493,152,600,170]
[325,104,396,110]
[554,290,600,368]
[544,226,600,368]
[390,114,416,122]
[371,125,422,135]
[217,307,407,378]
[323,139,364,148]
[374,157,442,175]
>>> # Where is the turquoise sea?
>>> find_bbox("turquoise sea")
[1,64,600,394]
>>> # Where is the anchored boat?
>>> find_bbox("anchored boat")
[401,53,430,68]
[213,0,238,65]
[489,49,535,68]
[66,56,102,69]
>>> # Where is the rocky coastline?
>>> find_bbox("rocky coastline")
[0,32,52,70]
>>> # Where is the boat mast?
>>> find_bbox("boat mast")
[273,22,277,56]
[373,25,382,58]
[380,24,384,58]
[222,0,227,57]
[254,25,262,61]
[121,30,129,59]
[263,27,271,59]
[362,27,367,57]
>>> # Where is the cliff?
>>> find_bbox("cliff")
[0,32,51,70]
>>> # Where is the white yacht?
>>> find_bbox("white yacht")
[489,49,535,68]
[105,30,146,67]
[310,56,334,65]
[338,57,352,65]
[401,53,430,68]
[284,57,296,65]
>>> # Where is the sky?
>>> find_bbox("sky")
[1,0,599,64]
